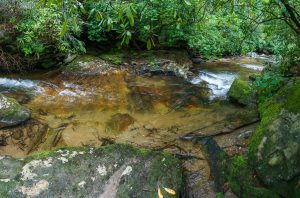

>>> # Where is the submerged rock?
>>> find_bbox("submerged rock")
[0,144,183,197]
[248,77,300,197]
[106,113,134,132]
[228,79,254,106]
[0,94,30,129]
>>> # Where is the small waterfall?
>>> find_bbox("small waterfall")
[0,77,44,93]
[240,63,264,71]
[190,70,237,99]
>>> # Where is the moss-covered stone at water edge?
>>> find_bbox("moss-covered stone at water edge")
[0,144,183,198]
[0,94,30,129]
[228,79,254,106]
[248,77,300,197]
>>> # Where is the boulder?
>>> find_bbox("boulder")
[99,52,124,65]
[62,54,118,77]
[228,79,254,106]
[0,94,30,128]
[0,144,183,197]
[248,77,300,197]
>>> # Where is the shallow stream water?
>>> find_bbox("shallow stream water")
[0,55,270,197]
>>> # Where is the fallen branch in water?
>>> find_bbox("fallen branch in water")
[180,119,260,140]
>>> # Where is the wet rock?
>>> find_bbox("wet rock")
[106,113,134,132]
[228,79,254,106]
[249,74,259,81]
[99,52,124,65]
[63,54,77,65]
[248,77,300,196]
[63,54,118,77]
[36,53,65,69]
[0,94,30,129]
[129,50,193,79]
[191,57,204,64]
[0,136,6,146]
[197,138,278,197]
[199,138,228,193]
[227,155,279,198]
[0,144,183,197]
[0,119,49,155]
[246,52,258,58]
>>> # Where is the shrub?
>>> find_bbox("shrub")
[16,5,85,56]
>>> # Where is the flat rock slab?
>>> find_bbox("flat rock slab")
[0,144,183,198]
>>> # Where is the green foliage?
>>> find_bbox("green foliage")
[1,0,299,72]
[15,4,85,56]
[84,0,198,49]
[253,72,285,101]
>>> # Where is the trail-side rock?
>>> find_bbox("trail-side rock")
[0,144,183,198]
[248,77,300,197]
[0,94,30,128]
[228,79,254,106]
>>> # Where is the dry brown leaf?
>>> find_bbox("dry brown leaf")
[163,187,176,195]
[158,186,163,198]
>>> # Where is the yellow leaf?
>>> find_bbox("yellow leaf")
[158,186,163,198]
[163,187,176,195]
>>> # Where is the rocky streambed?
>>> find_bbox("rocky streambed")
[1,50,296,197]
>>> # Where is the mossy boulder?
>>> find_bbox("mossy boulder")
[0,144,183,197]
[62,54,118,77]
[228,156,279,198]
[0,94,30,128]
[248,77,300,197]
[99,52,124,65]
[228,79,254,106]
[200,138,278,197]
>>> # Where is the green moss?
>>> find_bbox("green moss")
[0,180,17,197]
[0,94,21,117]
[248,101,281,160]
[26,147,90,162]
[285,82,300,113]
[215,192,224,198]
[247,187,280,198]
[228,155,280,198]
[99,53,124,65]
[63,54,97,72]
[1,144,182,197]
[228,156,253,196]
[228,79,253,105]
[0,94,30,127]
